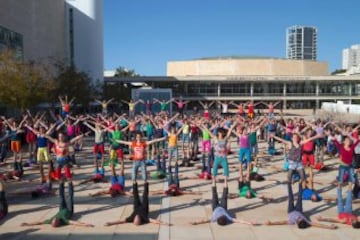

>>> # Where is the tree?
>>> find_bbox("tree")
[0,50,54,110]
[51,61,97,107]
[331,69,347,75]
[114,67,140,77]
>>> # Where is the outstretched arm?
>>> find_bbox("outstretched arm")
[149,218,171,226]
[310,221,337,229]
[21,221,44,226]
[190,219,210,225]
[264,220,288,226]
[104,220,127,226]
[68,220,94,227]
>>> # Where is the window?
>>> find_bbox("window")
[0,25,23,60]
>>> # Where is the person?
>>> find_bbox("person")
[77,170,107,185]
[83,121,106,171]
[261,101,281,118]
[151,164,202,197]
[154,98,172,114]
[229,101,246,117]
[190,180,255,226]
[172,98,189,116]
[232,126,252,182]
[0,180,8,221]
[164,124,183,174]
[236,180,272,202]
[264,183,337,229]
[21,181,93,228]
[45,132,85,182]
[95,98,114,115]
[25,124,56,184]
[1,116,27,165]
[199,122,237,184]
[315,189,360,228]
[89,169,132,198]
[115,132,166,182]
[58,95,75,118]
[104,181,170,226]
[9,182,55,199]
[121,99,143,118]
[199,101,215,120]
[271,133,323,187]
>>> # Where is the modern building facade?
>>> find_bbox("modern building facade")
[105,58,360,110]
[286,26,317,60]
[0,0,103,82]
[342,44,360,75]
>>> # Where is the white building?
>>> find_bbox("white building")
[342,44,360,74]
[66,0,104,82]
[286,26,317,60]
[0,0,103,82]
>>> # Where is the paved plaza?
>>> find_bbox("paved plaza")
[1,114,360,240]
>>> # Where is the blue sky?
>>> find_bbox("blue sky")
[104,0,360,75]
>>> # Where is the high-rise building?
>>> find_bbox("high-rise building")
[0,0,103,82]
[342,44,360,70]
[286,26,317,60]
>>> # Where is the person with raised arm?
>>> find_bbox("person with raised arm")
[121,99,143,118]
[95,98,114,115]
[199,101,215,120]
[172,97,189,116]
[115,132,166,183]
[154,98,172,114]
[25,123,57,184]
[58,95,75,118]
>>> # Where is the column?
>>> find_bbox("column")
[283,82,287,110]
[250,83,254,97]
[349,83,352,104]
[315,82,319,109]
[218,83,221,97]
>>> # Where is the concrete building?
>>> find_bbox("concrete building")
[0,0,103,81]
[167,57,328,76]
[0,0,66,62]
[286,26,317,60]
[105,57,360,110]
[342,44,360,75]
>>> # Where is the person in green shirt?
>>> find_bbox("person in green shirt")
[21,182,93,228]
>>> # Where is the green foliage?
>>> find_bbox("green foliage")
[0,50,54,110]
[115,67,140,77]
[51,61,99,106]
[331,69,347,75]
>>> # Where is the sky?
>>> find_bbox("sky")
[104,0,360,76]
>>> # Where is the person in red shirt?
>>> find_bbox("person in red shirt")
[116,132,165,183]
[315,189,360,228]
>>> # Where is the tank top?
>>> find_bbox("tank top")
[129,103,135,111]
[63,104,70,112]
[202,130,211,141]
[55,143,68,156]
[131,141,146,160]
[288,145,302,162]
[269,104,274,113]
[182,124,190,134]
[177,101,184,109]
[37,136,47,148]
[161,103,168,111]
[248,104,254,113]
[302,141,314,154]
[112,131,122,147]
[238,105,244,114]
[95,130,104,143]
[168,134,177,147]
[67,125,75,137]
[239,135,250,148]
[214,139,227,157]
[129,122,136,132]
